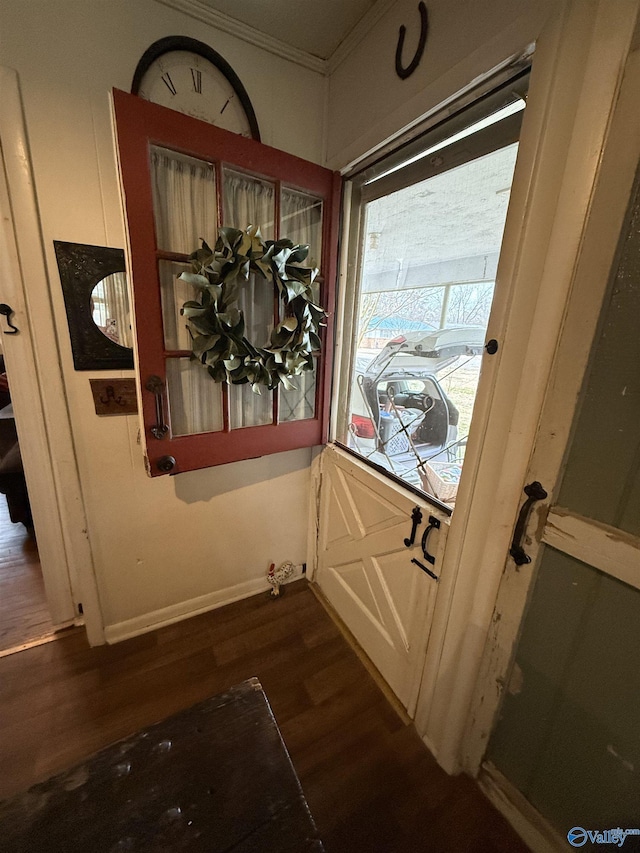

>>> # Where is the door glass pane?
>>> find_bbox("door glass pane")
[166,358,223,436]
[222,168,276,428]
[281,188,323,314]
[345,142,518,504]
[281,187,323,266]
[150,147,218,254]
[488,545,640,832]
[228,382,273,429]
[558,167,640,536]
[159,260,194,351]
[280,367,316,422]
[222,168,275,238]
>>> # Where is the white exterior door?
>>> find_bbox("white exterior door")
[314,445,447,714]
[311,76,525,718]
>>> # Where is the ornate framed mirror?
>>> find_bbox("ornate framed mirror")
[54,241,134,370]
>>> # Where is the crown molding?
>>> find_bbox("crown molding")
[153,0,327,74]
[154,0,398,77]
[327,0,398,75]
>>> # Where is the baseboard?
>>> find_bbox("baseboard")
[103,577,271,644]
[478,762,568,853]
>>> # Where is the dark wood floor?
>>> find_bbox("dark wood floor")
[0,579,529,852]
[0,496,54,652]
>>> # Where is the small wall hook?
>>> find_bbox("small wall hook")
[0,304,19,335]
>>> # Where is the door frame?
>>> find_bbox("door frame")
[0,66,104,644]
[459,2,640,780]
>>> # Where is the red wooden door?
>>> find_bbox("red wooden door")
[113,89,341,475]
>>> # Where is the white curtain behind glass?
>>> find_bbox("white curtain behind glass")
[151,147,222,435]
[151,147,218,254]
[278,188,323,421]
[223,169,276,428]
[281,188,322,265]
[166,359,223,436]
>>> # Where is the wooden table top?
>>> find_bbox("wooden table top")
[0,678,324,852]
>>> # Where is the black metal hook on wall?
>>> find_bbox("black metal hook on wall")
[0,304,19,335]
[395,1,429,80]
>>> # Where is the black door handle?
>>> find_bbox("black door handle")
[145,375,169,439]
[421,514,441,565]
[510,481,548,566]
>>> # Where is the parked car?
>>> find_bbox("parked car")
[348,326,486,472]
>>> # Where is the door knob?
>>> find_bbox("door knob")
[156,455,176,473]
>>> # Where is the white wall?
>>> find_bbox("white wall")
[0,0,326,636]
[326,0,552,170]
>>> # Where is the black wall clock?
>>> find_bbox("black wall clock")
[131,36,260,140]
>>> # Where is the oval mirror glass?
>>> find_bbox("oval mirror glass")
[91,272,133,350]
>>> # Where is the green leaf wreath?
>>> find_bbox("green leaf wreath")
[180,225,325,393]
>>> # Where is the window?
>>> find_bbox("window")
[113,90,340,475]
[336,74,528,508]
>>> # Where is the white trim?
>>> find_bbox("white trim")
[103,576,272,643]
[543,509,640,592]
[413,0,640,776]
[153,0,326,74]
[329,181,357,444]
[305,449,322,582]
[338,48,533,180]
[0,66,105,645]
[463,11,640,775]
[479,763,567,853]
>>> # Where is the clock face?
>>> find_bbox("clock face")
[132,39,260,140]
